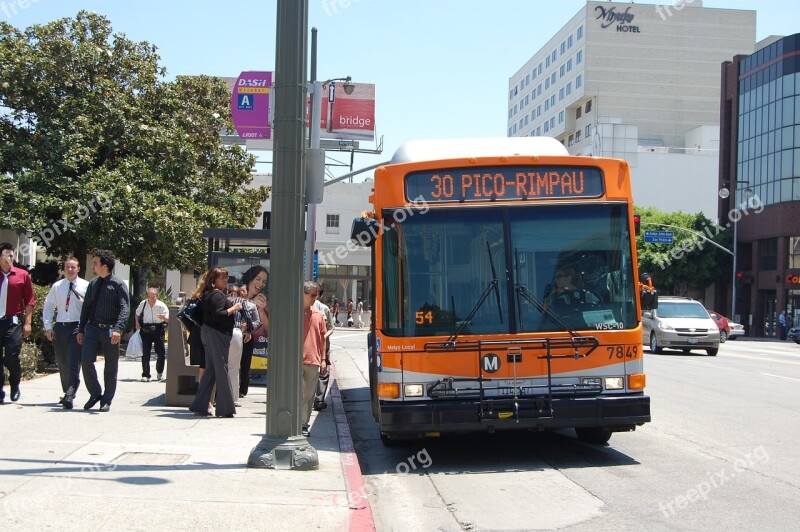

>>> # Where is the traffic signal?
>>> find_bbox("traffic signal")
[633,214,641,235]
[736,271,743,288]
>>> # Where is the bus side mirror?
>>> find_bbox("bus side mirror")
[351,217,380,247]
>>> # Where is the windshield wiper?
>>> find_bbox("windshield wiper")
[447,240,503,342]
[514,248,579,337]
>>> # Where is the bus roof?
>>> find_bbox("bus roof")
[390,137,569,164]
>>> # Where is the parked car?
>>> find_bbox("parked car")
[728,321,745,340]
[788,326,800,343]
[642,296,720,356]
[707,310,730,342]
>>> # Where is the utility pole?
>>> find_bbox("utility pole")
[248,0,318,470]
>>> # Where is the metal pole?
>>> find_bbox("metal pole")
[248,0,318,470]
[304,28,320,280]
[732,217,738,322]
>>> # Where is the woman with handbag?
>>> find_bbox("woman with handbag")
[189,267,241,418]
[135,287,169,382]
[239,265,269,398]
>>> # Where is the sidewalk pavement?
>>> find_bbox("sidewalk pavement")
[0,351,374,531]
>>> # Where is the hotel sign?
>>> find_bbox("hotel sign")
[594,5,641,33]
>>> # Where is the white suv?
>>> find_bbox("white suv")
[642,297,720,356]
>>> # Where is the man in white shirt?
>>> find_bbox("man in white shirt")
[42,256,89,409]
[135,287,170,382]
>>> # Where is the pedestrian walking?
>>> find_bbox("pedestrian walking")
[301,281,327,437]
[135,287,169,382]
[42,256,88,408]
[0,243,35,404]
[77,249,130,412]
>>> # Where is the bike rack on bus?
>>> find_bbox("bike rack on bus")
[424,336,600,423]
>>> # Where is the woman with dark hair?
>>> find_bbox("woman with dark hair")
[239,265,269,397]
[189,267,241,417]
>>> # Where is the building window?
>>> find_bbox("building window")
[568,35,573,48]
[577,50,583,64]
[585,100,592,113]
[576,74,582,88]
[566,82,572,95]
[577,26,583,39]
[545,78,550,89]
[551,50,557,63]
[559,88,565,101]
[790,237,800,268]
[585,124,591,137]
[567,58,572,72]
[576,107,582,119]
[560,42,566,54]
[568,134,574,146]
[326,214,340,234]
[544,121,549,132]
[760,238,778,270]
[560,65,566,78]
[576,130,582,142]
[546,55,551,67]
[559,110,565,124]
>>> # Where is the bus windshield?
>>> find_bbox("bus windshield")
[381,204,637,336]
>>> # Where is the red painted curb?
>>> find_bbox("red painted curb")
[329,365,376,532]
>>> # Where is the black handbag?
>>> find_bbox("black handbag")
[177,297,203,329]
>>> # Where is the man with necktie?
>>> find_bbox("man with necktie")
[77,249,129,412]
[0,242,35,404]
[43,257,89,409]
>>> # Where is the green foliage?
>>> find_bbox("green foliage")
[635,206,732,295]
[21,283,56,378]
[0,12,270,289]
[29,259,60,286]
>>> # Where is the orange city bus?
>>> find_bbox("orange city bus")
[351,137,656,445]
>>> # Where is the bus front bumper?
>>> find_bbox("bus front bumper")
[378,394,650,437]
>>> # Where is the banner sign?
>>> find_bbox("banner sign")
[307,82,376,141]
[231,71,272,140]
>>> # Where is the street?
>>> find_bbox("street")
[331,331,800,531]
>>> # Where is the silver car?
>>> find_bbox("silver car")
[643,297,720,356]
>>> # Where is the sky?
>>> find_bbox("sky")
[2,0,797,178]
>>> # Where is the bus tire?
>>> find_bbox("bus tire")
[706,348,718,356]
[649,333,663,354]
[575,427,612,445]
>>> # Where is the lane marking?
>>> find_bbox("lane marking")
[762,372,800,382]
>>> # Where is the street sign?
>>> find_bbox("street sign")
[230,71,272,140]
[644,230,674,244]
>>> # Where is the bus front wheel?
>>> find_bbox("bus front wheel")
[575,427,612,445]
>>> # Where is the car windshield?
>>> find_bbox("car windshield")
[657,301,710,319]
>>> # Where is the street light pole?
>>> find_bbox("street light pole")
[720,181,752,323]
[248,0,318,470]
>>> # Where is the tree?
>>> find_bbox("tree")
[635,207,732,296]
[0,11,269,295]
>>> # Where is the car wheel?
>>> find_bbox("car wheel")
[649,333,663,354]
[575,427,612,444]
[707,347,719,356]
[720,330,727,343]
[682,348,691,353]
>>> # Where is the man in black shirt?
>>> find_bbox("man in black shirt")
[77,250,130,412]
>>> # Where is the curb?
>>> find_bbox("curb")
[330,365,376,532]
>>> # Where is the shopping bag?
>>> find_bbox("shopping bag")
[125,330,143,359]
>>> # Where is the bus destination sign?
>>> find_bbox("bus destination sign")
[405,166,605,203]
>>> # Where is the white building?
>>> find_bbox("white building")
[507,0,756,217]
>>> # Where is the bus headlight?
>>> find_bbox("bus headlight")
[581,377,602,387]
[604,377,624,390]
[404,384,424,397]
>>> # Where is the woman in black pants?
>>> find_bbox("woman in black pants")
[190,267,242,417]
[239,265,269,397]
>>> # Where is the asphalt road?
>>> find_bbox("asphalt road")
[331,332,800,531]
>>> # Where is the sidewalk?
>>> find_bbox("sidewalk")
[0,352,373,531]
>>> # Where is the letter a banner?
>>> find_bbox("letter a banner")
[231,71,272,140]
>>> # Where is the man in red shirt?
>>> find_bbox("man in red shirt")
[301,281,327,438]
[0,243,36,404]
